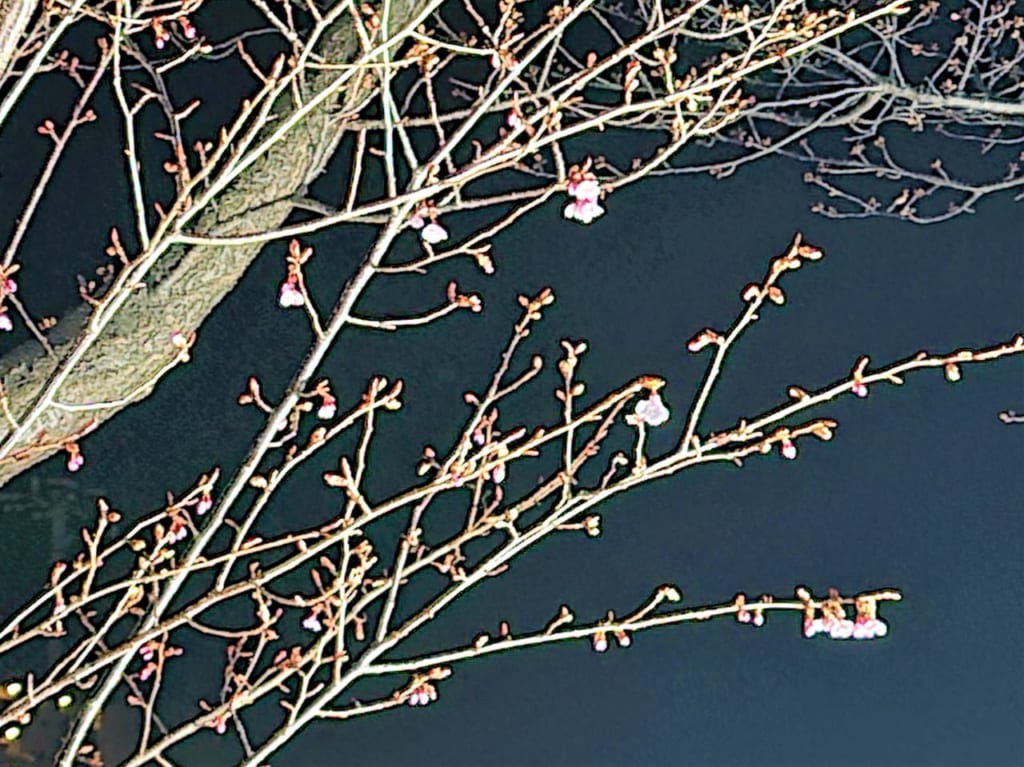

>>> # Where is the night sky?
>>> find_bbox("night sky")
[0,4,1022,767]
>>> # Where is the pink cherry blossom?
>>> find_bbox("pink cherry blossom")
[591,632,608,652]
[67,453,84,472]
[0,311,12,332]
[568,178,600,201]
[196,493,213,515]
[634,392,670,426]
[278,277,304,308]
[780,438,797,460]
[805,613,854,639]
[421,222,448,245]
[302,612,322,632]
[407,683,438,706]
[491,463,506,484]
[853,617,888,640]
[1,279,16,295]
[317,397,337,420]
[851,382,868,398]
[409,214,425,229]
[563,198,604,224]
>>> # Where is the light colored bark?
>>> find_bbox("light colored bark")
[0,2,424,487]
[0,0,37,84]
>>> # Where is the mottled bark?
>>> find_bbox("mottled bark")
[0,2,423,487]
[0,0,38,85]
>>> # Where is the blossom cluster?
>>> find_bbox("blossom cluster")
[563,164,605,224]
[800,588,889,640]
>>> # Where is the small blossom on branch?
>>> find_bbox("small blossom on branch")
[65,443,84,472]
[797,587,897,640]
[421,222,448,245]
[779,437,797,460]
[278,239,313,308]
[278,276,304,308]
[634,391,671,426]
[564,161,605,224]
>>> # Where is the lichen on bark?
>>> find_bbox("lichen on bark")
[0,2,424,487]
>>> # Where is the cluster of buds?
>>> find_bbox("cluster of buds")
[138,640,184,681]
[798,587,891,640]
[409,202,448,244]
[151,17,198,49]
[563,162,605,224]
[591,611,632,652]
[406,682,438,706]
[405,667,451,706]
[160,511,190,544]
[734,593,771,627]
[278,239,312,308]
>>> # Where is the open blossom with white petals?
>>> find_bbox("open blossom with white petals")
[0,310,11,332]
[634,391,670,426]
[421,222,448,244]
[301,612,322,632]
[563,198,604,224]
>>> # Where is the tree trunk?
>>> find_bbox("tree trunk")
[0,3,423,487]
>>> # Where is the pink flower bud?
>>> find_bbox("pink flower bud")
[592,631,608,652]
[278,278,304,308]
[317,398,337,420]
[851,382,868,398]
[780,438,797,460]
[491,463,506,484]
[302,613,322,633]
